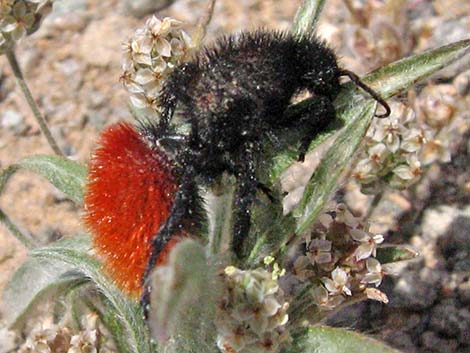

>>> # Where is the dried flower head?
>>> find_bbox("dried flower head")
[216,266,290,353]
[287,202,389,316]
[353,101,453,193]
[17,314,117,353]
[0,0,53,54]
[121,15,194,116]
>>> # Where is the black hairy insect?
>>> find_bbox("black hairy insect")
[140,29,390,306]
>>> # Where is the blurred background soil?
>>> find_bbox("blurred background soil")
[0,0,468,352]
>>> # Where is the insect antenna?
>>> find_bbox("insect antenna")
[339,69,391,118]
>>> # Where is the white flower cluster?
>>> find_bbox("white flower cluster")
[292,202,390,310]
[121,16,193,116]
[17,314,117,353]
[353,102,451,192]
[216,266,290,353]
[0,0,53,54]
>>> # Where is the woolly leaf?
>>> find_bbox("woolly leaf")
[148,239,220,353]
[0,155,87,205]
[0,156,86,247]
[2,236,90,328]
[294,101,376,234]
[18,155,87,204]
[363,39,470,100]
[28,236,155,353]
[284,326,402,353]
[246,188,296,265]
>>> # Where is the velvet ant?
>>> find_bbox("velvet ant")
[84,30,390,306]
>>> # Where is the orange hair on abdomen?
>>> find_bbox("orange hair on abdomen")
[84,122,178,296]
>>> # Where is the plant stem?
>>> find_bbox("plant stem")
[193,0,217,49]
[206,175,235,256]
[0,207,37,249]
[365,190,383,220]
[292,0,327,37]
[6,49,64,156]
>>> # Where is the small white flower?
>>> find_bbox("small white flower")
[420,86,455,128]
[154,36,172,57]
[217,266,290,352]
[312,285,345,309]
[372,116,404,153]
[134,67,160,85]
[350,229,384,260]
[353,159,378,184]
[145,15,164,36]
[361,258,384,287]
[390,153,422,188]
[292,255,314,281]
[323,267,352,296]
[20,323,61,353]
[401,127,431,153]
[121,15,193,115]
[317,212,333,229]
[217,330,256,353]
[129,91,159,113]
[130,35,153,66]
[367,142,389,165]
[0,0,13,15]
[68,330,97,353]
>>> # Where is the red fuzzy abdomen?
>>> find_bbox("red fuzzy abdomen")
[84,122,178,296]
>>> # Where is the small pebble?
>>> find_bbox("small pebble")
[123,0,175,17]
[1,110,28,135]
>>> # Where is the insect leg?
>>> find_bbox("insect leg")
[140,164,199,314]
[223,159,275,202]
[295,95,336,162]
[158,62,200,131]
[232,146,258,258]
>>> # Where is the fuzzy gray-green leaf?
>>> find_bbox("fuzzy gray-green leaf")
[0,165,20,194]
[0,157,86,247]
[362,39,470,100]
[17,155,87,204]
[30,236,155,353]
[2,236,90,328]
[149,239,220,353]
[292,0,327,37]
[284,326,402,353]
[294,101,376,234]
[245,189,296,265]
[3,259,86,328]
